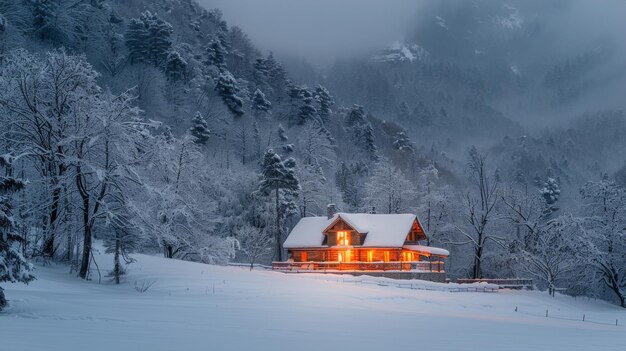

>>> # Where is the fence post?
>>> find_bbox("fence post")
[583,314,585,322]
[546,309,548,317]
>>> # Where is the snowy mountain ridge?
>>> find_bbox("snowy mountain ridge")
[371,41,430,63]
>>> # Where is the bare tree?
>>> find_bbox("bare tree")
[454,147,504,279]
[236,224,273,270]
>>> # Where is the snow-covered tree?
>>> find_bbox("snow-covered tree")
[236,223,273,270]
[575,177,626,307]
[165,50,188,81]
[251,89,271,117]
[295,88,317,125]
[393,131,414,154]
[277,124,288,142]
[0,154,34,311]
[297,163,327,218]
[0,49,99,258]
[215,70,244,117]
[502,186,577,294]
[205,35,227,70]
[314,85,334,123]
[455,147,504,279]
[125,11,173,66]
[252,57,270,91]
[344,105,377,161]
[257,149,299,261]
[276,124,293,155]
[540,177,561,218]
[102,197,144,285]
[188,112,211,145]
[364,158,414,214]
[416,163,451,246]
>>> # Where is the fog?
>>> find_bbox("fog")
[198,0,626,122]
[198,0,424,64]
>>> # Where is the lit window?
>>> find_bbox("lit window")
[301,251,307,262]
[367,250,374,262]
[384,251,390,262]
[336,231,350,246]
[338,252,343,262]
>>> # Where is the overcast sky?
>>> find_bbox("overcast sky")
[197,0,424,64]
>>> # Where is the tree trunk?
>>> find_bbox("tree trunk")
[114,237,121,284]
[275,188,283,261]
[76,159,92,279]
[472,244,483,279]
[78,193,91,279]
[42,184,61,257]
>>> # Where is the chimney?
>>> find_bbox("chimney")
[327,204,337,219]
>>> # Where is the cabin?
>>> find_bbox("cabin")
[272,205,449,281]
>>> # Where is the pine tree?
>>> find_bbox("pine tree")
[253,57,269,88]
[205,35,227,70]
[32,0,58,41]
[125,11,173,66]
[125,17,147,64]
[165,50,188,81]
[0,155,34,311]
[188,112,211,145]
[393,131,414,154]
[540,177,561,218]
[215,71,244,117]
[257,149,299,261]
[144,11,173,66]
[266,52,287,100]
[251,89,271,117]
[296,88,317,125]
[314,85,334,123]
[345,105,377,161]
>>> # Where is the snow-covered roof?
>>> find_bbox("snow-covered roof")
[328,213,418,247]
[403,245,450,257]
[283,217,329,249]
[284,213,434,249]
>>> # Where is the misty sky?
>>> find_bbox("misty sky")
[198,0,423,64]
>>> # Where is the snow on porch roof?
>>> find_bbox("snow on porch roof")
[283,213,420,249]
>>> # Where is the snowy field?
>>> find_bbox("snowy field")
[2,249,625,351]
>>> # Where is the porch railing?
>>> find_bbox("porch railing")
[271,261,445,273]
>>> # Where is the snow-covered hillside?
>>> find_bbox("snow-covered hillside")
[1,250,624,351]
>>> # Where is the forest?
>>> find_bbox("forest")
[0,0,625,310]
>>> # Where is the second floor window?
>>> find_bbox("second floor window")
[336,231,350,246]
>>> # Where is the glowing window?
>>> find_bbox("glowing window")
[336,231,350,246]
[367,250,374,262]
[338,252,343,262]
[301,251,307,262]
[384,251,390,262]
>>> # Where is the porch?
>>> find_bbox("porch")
[271,260,445,273]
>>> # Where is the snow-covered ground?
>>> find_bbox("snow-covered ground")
[2,249,625,351]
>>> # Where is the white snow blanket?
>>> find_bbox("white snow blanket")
[1,248,625,351]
